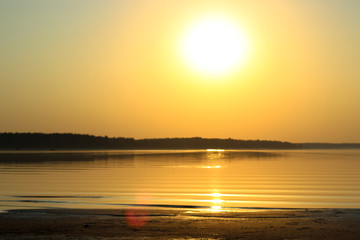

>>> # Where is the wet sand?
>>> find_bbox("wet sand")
[0,208,360,239]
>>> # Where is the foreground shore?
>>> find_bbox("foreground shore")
[1,208,360,239]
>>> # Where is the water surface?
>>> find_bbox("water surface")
[0,149,359,212]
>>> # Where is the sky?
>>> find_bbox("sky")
[1,0,360,142]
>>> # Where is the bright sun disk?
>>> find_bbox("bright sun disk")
[181,16,250,77]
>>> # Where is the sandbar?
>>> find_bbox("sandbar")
[1,208,360,239]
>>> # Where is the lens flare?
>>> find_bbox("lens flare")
[125,208,149,229]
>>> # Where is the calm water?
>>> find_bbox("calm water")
[0,149,360,212]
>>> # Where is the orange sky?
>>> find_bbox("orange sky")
[1,0,360,142]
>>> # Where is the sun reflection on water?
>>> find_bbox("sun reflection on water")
[211,205,222,211]
[206,149,225,152]
[209,190,225,212]
[202,165,221,169]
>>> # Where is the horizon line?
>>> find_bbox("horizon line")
[1,132,360,145]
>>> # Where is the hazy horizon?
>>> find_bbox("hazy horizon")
[1,1,360,143]
[3,132,360,145]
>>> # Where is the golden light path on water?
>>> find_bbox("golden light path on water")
[207,150,224,211]
[210,191,224,212]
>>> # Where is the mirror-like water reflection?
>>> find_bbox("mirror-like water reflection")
[0,149,360,212]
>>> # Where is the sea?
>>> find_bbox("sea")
[0,149,359,212]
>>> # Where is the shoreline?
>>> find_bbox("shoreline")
[1,208,360,239]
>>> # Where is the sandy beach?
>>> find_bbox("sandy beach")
[1,208,360,239]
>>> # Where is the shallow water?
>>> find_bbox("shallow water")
[0,149,359,212]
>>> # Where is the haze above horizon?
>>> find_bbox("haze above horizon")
[1,1,360,143]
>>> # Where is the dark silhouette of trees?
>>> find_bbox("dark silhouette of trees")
[0,133,135,149]
[0,133,299,150]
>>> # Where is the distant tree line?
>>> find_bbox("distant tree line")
[0,133,300,150]
[134,137,298,149]
[301,143,360,149]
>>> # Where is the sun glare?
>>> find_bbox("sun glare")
[181,15,250,77]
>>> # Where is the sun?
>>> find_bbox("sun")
[180,16,250,77]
